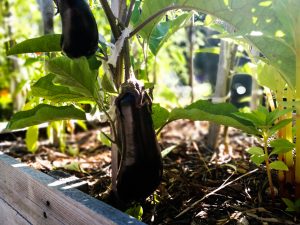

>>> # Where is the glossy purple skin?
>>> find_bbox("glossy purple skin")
[54,0,98,58]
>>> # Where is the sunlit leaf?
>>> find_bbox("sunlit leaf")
[32,74,93,103]
[250,154,266,166]
[149,13,192,55]
[269,119,293,136]
[269,161,289,171]
[152,103,170,130]
[247,147,264,155]
[25,125,39,153]
[7,34,61,55]
[7,104,86,130]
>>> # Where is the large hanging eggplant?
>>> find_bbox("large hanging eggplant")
[53,0,98,58]
[115,80,163,202]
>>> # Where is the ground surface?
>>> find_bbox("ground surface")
[0,120,299,225]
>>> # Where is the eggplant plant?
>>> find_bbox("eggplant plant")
[6,0,300,208]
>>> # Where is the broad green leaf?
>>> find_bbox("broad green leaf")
[168,108,257,135]
[152,103,170,130]
[47,57,99,99]
[32,74,93,103]
[269,160,289,171]
[135,0,296,88]
[7,104,86,130]
[130,0,142,24]
[246,147,264,155]
[233,112,265,127]
[250,154,266,166]
[25,125,39,153]
[257,63,287,92]
[149,13,192,55]
[7,34,61,55]
[269,118,293,136]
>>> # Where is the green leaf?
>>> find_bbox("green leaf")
[25,125,39,153]
[32,74,93,103]
[64,162,82,172]
[135,0,296,88]
[250,154,266,166]
[101,72,117,93]
[269,119,293,136]
[7,104,86,130]
[149,13,192,55]
[282,198,296,212]
[168,100,258,134]
[270,138,295,148]
[269,161,289,171]
[130,0,142,24]
[7,34,61,55]
[270,147,293,156]
[125,204,143,221]
[99,132,112,147]
[47,57,99,99]
[152,103,170,130]
[266,108,293,125]
[246,147,264,155]
[233,111,265,127]
[161,145,177,158]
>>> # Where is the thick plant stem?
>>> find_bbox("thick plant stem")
[263,134,275,200]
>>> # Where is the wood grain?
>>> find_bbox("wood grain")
[0,153,144,225]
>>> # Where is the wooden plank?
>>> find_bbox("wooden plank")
[0,153,145,225]
[0,197,31,225]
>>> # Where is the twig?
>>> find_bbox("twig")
[175,168,259,218]
[125,0,136,27]
[99,0,121,39]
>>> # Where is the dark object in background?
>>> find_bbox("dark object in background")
[115,80,163,202]
[230,74,253,108]
[53,0,98,58]
[194,27,250,86]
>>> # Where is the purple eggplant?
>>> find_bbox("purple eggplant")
[54,0,98,58]
[115,81,163,202]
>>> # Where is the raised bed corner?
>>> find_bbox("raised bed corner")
[0,153,144,225]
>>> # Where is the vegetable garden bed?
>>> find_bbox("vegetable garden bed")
[0,152,143,225]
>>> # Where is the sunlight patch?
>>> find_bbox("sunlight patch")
[259,1,272,7]
[275,30,285,38]
[250,31,263,36]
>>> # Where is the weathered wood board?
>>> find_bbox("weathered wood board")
[0,153,145,225]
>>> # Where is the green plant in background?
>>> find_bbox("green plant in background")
[282,198,300,213]
[234,106,293,199]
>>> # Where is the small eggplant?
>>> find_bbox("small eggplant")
[115,81,163,202]
[54,0,98,58]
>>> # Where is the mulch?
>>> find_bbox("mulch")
[0,120,299,224]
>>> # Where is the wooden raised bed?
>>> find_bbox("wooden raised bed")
[0,152,144,225]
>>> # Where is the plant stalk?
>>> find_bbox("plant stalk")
[263,133,275,200]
